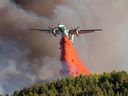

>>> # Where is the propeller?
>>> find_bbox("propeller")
[48,27,57,37]
[74,26,80,37]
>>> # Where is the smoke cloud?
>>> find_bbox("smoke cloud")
[0,0,128,94]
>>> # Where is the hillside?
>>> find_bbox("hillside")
[2,71,128,96]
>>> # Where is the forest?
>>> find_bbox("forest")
[1,71,128,96]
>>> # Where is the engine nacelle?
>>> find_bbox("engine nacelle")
[75,26,80,37]
[49,27,57,37]
[51,29,57,37]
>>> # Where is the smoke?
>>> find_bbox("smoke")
[0,0,128,94]
[0,86,5,95]
[0,38,61,94]
[0,38,34,94]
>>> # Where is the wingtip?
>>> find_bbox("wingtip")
[97,29,103,31]
[30,28,34,30]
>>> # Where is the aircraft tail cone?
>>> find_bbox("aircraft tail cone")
[60,36,89,77]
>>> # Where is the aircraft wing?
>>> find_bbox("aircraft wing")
[30,28,52,32]
[69,29,102,34]
[30,28,60,34]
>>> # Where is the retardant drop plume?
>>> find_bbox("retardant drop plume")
[60,36,89,77]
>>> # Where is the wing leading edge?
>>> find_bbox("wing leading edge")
[30,28,60,34]
[30,29,51,32]
[69,29,102,34]
[30,28,102,35]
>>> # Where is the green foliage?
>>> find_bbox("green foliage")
[4,71,128,96]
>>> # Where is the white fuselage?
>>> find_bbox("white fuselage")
[58,24,74,42]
